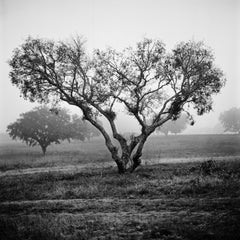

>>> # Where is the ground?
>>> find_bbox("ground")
[0,134,240,239]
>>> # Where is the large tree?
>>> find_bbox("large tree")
[7,107,74,154]
[9,37,225,173]
[219,107,240,134]
[157,113,189,136]
[7,107,95,154]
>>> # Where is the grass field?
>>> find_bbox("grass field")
[0,134,240,172]
[0,134,240,239]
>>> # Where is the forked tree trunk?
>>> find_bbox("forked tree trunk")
[81,107,155,174]
[113,151,130,174]
[113,135,147,174]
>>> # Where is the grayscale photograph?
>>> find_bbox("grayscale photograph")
[0,0,239,239]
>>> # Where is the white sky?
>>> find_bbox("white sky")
[0,0,239,133]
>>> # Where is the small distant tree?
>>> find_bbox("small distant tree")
[157,113,189,136]
[219,107,240,134]
[7,107,76,154]
[9,36,226,173]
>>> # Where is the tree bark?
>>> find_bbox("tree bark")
[130,134,148,172]
[115,158,127,174]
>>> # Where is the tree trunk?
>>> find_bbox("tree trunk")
[131,156,141,173]
[41,145,47,155]
[115,159,127,174]
[114,149,131,174]
[130,135,148,173]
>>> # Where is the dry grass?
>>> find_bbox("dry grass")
[0,160,240,239]
[1,134,240,172]
[0,134,240,239]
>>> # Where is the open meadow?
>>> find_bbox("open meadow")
[0,134,240,239]
[1,134,240,172]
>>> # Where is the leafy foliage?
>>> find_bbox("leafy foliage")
[219,107,240,134]
[9,36,226,172]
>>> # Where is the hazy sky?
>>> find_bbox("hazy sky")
[0,0,239,133]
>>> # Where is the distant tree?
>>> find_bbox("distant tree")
[219,107,240,134]
[7,107,74,154]
[157,113,189,135]
[9,36,225,173]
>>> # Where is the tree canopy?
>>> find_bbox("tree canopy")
[219,107,240,134]
[9,36,226,172]
[7,106,99,154]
